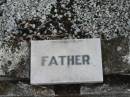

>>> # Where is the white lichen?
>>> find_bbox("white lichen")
[0,0,56,33]
[0,41,29,75]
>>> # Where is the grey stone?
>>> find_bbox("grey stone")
[0,10,3,16]
[0,0,130,40]
[0,36,130,79]
[31,39,103,85]
[0,81,55,96]
[102,36,130,74]
[0,0,6,5]
[0,0,130,96]
[0,41,30,78]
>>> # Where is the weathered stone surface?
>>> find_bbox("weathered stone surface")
[0,41,30,78]
[0,10,3,16]
[102,36,130,74]
[0,0,130,78]
[56,93,130,97]
[0,0,130,39]
[0,0,6,5]
[80,74,130,95]
[0,0,130,96]
[0,81,55,96]
[0,36,130,79]
[0,75,130,96]
[50,74,130,96]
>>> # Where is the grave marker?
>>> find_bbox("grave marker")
[31,39,103,85]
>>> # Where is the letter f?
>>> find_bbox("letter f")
[41,56,48,66]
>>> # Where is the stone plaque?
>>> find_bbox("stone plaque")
[31,39,103,85]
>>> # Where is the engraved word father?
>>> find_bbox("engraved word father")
[41,55,90,66]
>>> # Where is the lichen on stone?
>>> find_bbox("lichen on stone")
[1,0,130,41]
[0,0,130,78]
[0,41,30,78]
[0,0,130,96]
[0,0,56,77]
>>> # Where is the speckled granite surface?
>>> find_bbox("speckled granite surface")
[0,0,130,77]
[1,0,130,39]
[0,0,130,96]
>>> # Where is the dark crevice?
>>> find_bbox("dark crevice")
[0,10,3,16]
[0,0,7,5]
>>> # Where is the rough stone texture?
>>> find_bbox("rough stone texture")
[0,75,130,96]
[0,37,129,78]
[0,0,130,96]
[102,36,130,74]
[80,74,130,95]
[0,0,130,40]
[0,81,55,96]
[0,41,30,78]
[0,0,130,78]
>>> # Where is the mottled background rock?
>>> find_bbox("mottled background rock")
[0,0,130,96]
